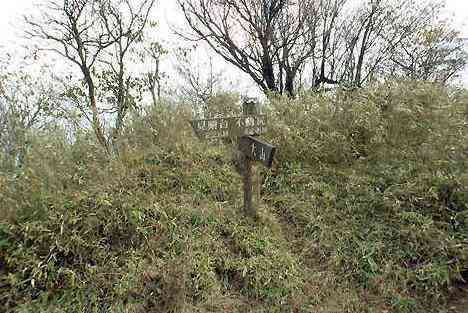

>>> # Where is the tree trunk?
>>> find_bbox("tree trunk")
[84,69,110,154]
[285,69,295,98]
[261,37,278,93]
[262,56,277,93]
[354,10,375,86]
[73,19,109,154]
[154,58,161,105]
[150,85,157,107]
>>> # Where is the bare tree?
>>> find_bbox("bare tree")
[312,0,347,87]
[178,0,318,97]
[0,58,59,168]
[338,0,437,86]
[25,0,112,152]
[305,0,467,88]
[325,0,394,87]
[99,0,155,152]
[174,46,223,107]
[388,17,467,83]
[140,41,167,106]
[25,0,156,154]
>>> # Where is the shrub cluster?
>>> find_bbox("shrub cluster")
[1,81,467,312]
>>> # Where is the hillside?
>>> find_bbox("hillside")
[1,81,467,313]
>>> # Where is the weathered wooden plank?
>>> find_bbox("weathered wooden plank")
[190,115,267,139]
[238,135,276,168]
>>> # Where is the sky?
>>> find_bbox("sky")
[0,0,467,88]
[1,0,467,40]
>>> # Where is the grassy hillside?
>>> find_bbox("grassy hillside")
[1,81,467,312]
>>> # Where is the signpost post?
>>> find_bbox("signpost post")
[238,135,276,216]
[190,104,276,217]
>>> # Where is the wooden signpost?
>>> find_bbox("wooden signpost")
[238,136,276,216]
[239,135,276,168]
[190,104,276,217]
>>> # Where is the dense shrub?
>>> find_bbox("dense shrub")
[1,81,467,312]
[263,80,467,311]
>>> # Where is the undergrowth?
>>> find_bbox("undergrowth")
[0,80,467,312]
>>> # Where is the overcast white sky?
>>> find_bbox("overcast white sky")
[0,0,467,89]
[1,0,467,42]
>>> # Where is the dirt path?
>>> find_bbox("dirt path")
[264,204,390,313]
[449,283,468,313]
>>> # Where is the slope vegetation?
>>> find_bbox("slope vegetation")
[1,81,467,312]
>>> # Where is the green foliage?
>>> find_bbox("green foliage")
[262,80,467,311]
[1,81,467,312]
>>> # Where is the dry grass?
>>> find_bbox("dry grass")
[0,81,467,313]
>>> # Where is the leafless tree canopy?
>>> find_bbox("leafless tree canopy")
[178,0,318,97]
[174,46,224,107]
[179,0,467,96]
[140,41,167,106]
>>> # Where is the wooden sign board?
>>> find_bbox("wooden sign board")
[188,109,276,218]
[190,115,267,140]
[238,135,276,168]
